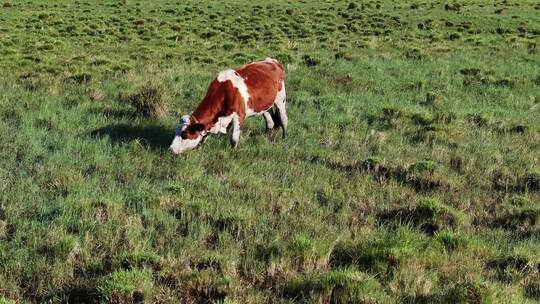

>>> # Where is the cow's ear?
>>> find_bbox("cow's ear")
[191,123,205,132]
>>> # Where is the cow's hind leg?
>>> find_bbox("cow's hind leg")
[276,105,288,138]
[263,111,275,140]
[230,114,241,149]
[275,82,288,138]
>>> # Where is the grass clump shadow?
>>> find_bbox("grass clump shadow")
[401,280,491,304]
[487,254,533,283]
[66,72,92,84]
[329,228,424,278]
[301,54,321,66]
[492,169,540,193]
[524,275,540,301]
[118,251,161,271]
[0,220,15,242]
[434,230,469,252]
[378,198,465,235]
[491,206,540,234]
[282,270,390,303]
[173,270,231,303]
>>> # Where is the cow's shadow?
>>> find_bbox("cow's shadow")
[90,123,172,151]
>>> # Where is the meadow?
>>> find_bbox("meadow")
[0,0,539,303]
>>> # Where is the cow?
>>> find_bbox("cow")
[169,58,287,154]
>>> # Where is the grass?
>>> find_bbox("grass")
[118,81,169,119]
[0,0,539,303]
[98,269,153,303]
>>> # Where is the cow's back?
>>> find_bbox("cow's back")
[236,59,285,114]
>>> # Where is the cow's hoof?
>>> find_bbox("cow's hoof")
[266,129,275,142]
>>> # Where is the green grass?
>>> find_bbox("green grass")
[0,0,539,303]
[98,269,153,303]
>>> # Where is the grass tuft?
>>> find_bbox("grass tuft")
[524,276,540,300]
[283,270,390,303]
[379,198,465,235]
[98,269,153,303]
[119,81,168,119]
[330,228,424,276]
[66,73,92,84]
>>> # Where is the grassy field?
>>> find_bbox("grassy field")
[1,0,539,303]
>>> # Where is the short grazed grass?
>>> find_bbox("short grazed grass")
[0,0,539,303]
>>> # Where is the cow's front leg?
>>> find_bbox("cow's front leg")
[230,114,241,149]
[197,133,209,148]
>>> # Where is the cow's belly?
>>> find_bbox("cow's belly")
[246,106,272,117]
[245,97,275,117]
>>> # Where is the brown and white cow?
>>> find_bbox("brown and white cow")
[169,58,287,154]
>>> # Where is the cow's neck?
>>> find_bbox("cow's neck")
[191,93,225,132]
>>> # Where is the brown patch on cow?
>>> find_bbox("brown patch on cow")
[190,79,228,130]
[237,61,285,113]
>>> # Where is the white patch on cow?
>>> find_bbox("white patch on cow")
[274,80,288,136]
[265,57,278,64]
[274,80,286,106]
[217,69,254,116]
[169,135,202,154]
[169,114,203,154]
[209,113,234,134]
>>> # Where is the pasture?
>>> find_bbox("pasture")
[0,0,539,303]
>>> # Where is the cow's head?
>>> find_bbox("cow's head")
[169,115,205,154]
